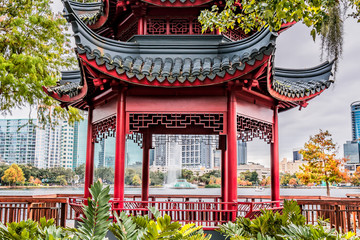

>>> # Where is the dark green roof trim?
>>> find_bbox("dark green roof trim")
[67,0,104,25]
[273,61,334,99]
[63,2,277,83]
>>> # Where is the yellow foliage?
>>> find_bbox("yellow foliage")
[1,164,25,185]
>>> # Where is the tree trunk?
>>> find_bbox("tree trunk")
[326,181,330,196]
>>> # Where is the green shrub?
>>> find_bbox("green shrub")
[217,200,359,240]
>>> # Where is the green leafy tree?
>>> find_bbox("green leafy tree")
[125,168,136,185]
[1,163,25,186]
[297,130,348,196]
[150,171,165,186]
[0,0,82,126]
[240,170,259,185]
[55,175,67,186]
[280,173,298,186]
[18,164,39,181]
[351,166,360,186]
[0,164,8,185]
[132,174,141,186]
[181,169,194,181]
[94,166,114,184]
[199,0,360,72]
[75,163,86,183]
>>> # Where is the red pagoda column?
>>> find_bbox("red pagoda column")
[84,106,94,198]
[141,133,151,202]
[114,90,127,205]
[220,135,228,203]
[271,106,280,206]
[227,91,238,220]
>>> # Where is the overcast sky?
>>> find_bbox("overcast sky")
[248,17,360,166]
[3,2,360,167]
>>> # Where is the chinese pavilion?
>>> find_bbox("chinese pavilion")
[44,0,334,227]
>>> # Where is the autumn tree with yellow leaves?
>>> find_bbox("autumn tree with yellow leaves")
[297,130,348,196]
[1,164,25,186]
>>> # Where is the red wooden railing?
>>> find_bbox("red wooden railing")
[0,195,68,227]
[3,193,360,231]
[69,197,281,229]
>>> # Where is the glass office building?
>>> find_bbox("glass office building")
[344,141,360,164]
[351,101,360,142]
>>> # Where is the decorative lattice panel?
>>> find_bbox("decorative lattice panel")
[126,132,143,148]
[192,20,212,34]
[92,115,116,143]
[129,113,224,133]
[237,115,273,144]
[146,19,166,34]
[146,18,213,35]
[169,19,189,34]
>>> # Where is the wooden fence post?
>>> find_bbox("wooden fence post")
[60,203,68,227]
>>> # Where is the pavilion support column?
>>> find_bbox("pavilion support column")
[271,106,280,207]
[138,17,144,35]
[219,135,228,203]
[141,133,152,202]
[84,106,94,198]
[114,89,127,207]
[227,91,238,220]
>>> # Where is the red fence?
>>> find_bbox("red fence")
[4,193,359,231]
[0,196,68,227]
[69,197,281,229]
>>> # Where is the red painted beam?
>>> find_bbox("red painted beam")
[114,89,127,205]
[92,87,119,107]
[270,106,280,206]
[84,107,95,198]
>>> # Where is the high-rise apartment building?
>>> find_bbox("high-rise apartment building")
[351,101,360,142]
[0,117,89,169]
[344,141,360,164]
[35,124,62,168]
[0,119,37,165]
[237,141,247,165]
[153,135,219,169]
[292,149,303,162]
[60,122,76,169]
[75,119,88,167]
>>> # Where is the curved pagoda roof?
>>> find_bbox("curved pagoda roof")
[44,0,334,111]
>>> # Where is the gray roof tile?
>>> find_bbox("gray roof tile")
[67,0,104,26]
[273,61,334,99]
[47,71,82,98]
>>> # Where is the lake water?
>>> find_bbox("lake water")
[0,186,358,198]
